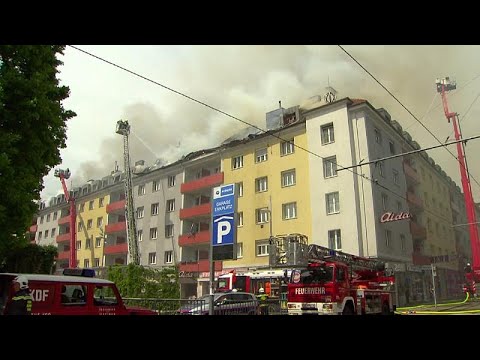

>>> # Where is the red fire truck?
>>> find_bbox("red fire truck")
[217,269,286,297]
[285,244,396,315]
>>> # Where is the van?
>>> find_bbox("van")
[0,269,157,315]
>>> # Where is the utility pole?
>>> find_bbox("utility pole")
[436,78,480,280]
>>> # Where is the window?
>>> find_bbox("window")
[76,241,81,250]
[53,211,57,220]
[79,203,85,212]
[138,184,145,196]
[400,234,406,253]
[148,252,157,265]
[150,228,158,240]
[151,203,159,216]
[255,176,268,192]
[78,222,83,232]
[281,169,296,187]
[382,193,389,211]
[397,201,402,212]
[153,180,160,192]
[94,258,100,267]
[256,208,270,224]
[46,214,51,222]
[256,240,269,256]
[40,216,44,224]
[255,148,268,163]
[84,259,90,268]
[323,156,337,178]
[168,175,176,187]
[166,199,175,212]
[87,219,93,229]
[99,197,104,207]
[389,141,395,155]
[51,228,56,237]
[393,169,399,185]
[237,212,243,227]
[237,243,243,258]
[424,192,429,207]
[280,140,295,156]
[328,230,342,250]
[379,162,385,177]
[137,206,145,219]
[326,192,340,214]
[89,200,94,210]
[232,155,243,169]
[385,230,392,248]
[61,284,87,305]
[38,232,42,240]
[165,224,174,237]
[374,128,382,144]
[86,237,91,249]
[238,182,243,197]
[95,237,102,247]
[96,217,103,228]
[321,123,335,145]
[45,229,49,238]
[282,202,297,220]
[137,230,143,242]
[164,251,173,264]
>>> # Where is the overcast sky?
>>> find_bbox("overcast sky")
[41,45,480,203]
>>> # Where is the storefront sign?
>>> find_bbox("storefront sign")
[380,211,412,223]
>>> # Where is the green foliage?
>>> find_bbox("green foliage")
[0,45,76,265]
[1,243,58,273]
[107,263,180,299]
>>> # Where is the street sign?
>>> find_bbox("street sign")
[212,215,234,245]
[211,184,237,261]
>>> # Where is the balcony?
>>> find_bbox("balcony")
[105,221,126,234]
[406,191,423,211]
[180,203,211,220]
[58,215,70,225]
[29,224,38,232]
[57,251,70,260]
[403,161,420,184]
[410,221,427,239]
[179,230,211,246]
[107,199,126,215]
[412,251,431,266]
[181,172,224,194]
[179,259,222,273]
[56,233,71,243]
[104,242,128,255]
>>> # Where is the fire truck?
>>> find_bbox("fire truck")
[217,269,286,297]
[268,233,396,315]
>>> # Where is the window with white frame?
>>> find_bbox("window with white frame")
[281,169,296,187]
[326,192,340,214]
[168,175,176,187]
[87,219,93,229]
[148,252,157,265]
[95,237,102,247]
[151,203,159,216]
[385,230,392,248]
[255,148,268,163]
[76,241,81,250]
[255,176,268,192]
[164,251,173,264]
[374,128,382,144]
[137,230,143,242]
[232,155,243,169]
[47,214,51,222]
[137,206,144,219]
[256,240,269,257]
[238,182,243,197]
[40,216,44,224]
[282,202,297,220]
[321,123,335,145]
[51,228,56,237]
[79,203,85,212]
[389,141,395,155]
[150,228,158,240]
[280,139,295,156]
[89,200,94,210]
[323,156,337,178]
[328,229,342,250]
[166,199,175,212]
[138,184,145,196]
[99,197,104,207]
[400,234,406,253]
[97,217,103,228]
[237,212,243,227]
[53,211,57,220]
[84,259,90,268]
[237,243,243,258]
[153,180,160,192]
[165,224,174,237]
[256,208,270,224]
[38,232,42,240]
[393,169,399,185]
[382,193,389,211]
[94,258,100,267]
[86,237,91,249]
[45,229,49,238]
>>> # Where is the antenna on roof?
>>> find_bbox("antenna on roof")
[279,101,282,109]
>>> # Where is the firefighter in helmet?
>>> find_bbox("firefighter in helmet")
[257,287,269,315]
[5,276,32,315]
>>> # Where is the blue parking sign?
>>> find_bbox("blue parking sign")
[212,215,234,246]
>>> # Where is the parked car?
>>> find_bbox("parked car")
[177,291,259,315]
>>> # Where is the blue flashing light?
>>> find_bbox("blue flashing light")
[63,268,96,277]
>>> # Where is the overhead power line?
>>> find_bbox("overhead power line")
[68,45,456,226]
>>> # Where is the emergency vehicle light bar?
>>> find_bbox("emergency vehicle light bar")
[63,268,96,277]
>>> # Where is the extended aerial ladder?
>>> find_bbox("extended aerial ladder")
[116,120,140,265]
[54,168,77,268]
[436,77,480,286]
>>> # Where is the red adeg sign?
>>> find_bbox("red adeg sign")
[380,211,412,223]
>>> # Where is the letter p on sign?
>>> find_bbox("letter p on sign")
[217,221,231,244]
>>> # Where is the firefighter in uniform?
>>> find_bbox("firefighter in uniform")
[5,276,32,315]
[257,287,269,315]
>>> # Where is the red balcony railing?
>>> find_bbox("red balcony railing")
[180,203,211,220]
[56,233,71,243]
[105,221,126,234]
[29,224,38,232]
[181,172,224,193]
[410,221,427,239]
[107,199,126,214]
[403,162,420,184]
[407,191,423,210]
[179,230,210,246]
[57,251,70,260]
[179,259,222,273]
[58,215,70,225]
[104,243,128,255]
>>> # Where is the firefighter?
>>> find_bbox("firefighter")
[5,276,32,315]
[257,287,269,315]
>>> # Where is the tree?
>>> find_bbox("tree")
[0,45,76,266]
[1,244,58,274]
